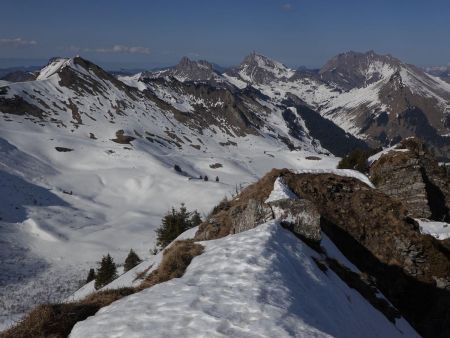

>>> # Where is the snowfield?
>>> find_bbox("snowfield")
[70,222,418,338]
[0,116,339,329]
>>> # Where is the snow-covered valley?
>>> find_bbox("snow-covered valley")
[0,116,338,329]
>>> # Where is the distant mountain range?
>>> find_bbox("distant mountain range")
[2,50,450,158]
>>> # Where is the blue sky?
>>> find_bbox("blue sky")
[1,0,449,69]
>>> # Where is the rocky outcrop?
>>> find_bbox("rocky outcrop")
[281,171,450,338]
[230,199,272,234]
[269,198,321,242]
[195,172,322,242]
[370,138,450,221]
[197,168,450,337]
[142,57,218,83]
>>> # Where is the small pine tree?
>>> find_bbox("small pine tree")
[204,175,208,181]
[85,268,96,284]
[215,176,219,182]
[190,210,202,227]
[156,203,201,248]
[124,249,142,272]
[94,253,118,290]
[174,164,182,173]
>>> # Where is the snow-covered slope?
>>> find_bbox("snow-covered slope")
[415,219,450,240]
[0,118,339,329]
[3,50,450,330]
[0,55,344,328]
[69,222,418,338]
[67,226,200,302]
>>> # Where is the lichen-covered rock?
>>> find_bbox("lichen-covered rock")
[231,199,273,234]
[269,198,321,242]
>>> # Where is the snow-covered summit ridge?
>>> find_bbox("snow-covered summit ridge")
[36,58,71,80]
[69,222,419,338]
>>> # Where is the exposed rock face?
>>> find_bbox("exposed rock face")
[319,50,400,91]
[230,199,273,234]
[370,138,450,221]
[281,171,450,338]
[195,172,322,242]
[269,198,321,242]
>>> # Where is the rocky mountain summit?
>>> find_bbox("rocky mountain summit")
[141,56,220,82]
[318,50,400,91]
[225,51,296,85]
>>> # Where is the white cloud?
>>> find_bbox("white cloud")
[0,37,37,47]
[85,45,150,55]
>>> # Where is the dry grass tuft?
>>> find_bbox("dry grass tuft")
[140,240,204,289]
[1,288,137,338]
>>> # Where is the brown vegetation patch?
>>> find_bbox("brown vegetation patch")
[2,288,135,338]
[140,240,204,289]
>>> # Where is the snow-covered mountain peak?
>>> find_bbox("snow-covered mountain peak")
[36,57,72,80]
[318,50,401,91]
[233,51,295,84]
[141,56,218,83]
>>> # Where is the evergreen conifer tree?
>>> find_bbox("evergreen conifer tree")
[124,249,142,272]
[156,203,201,248]
[190,210,202,227]
[94,253,117,289]
[85,268,96,284]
